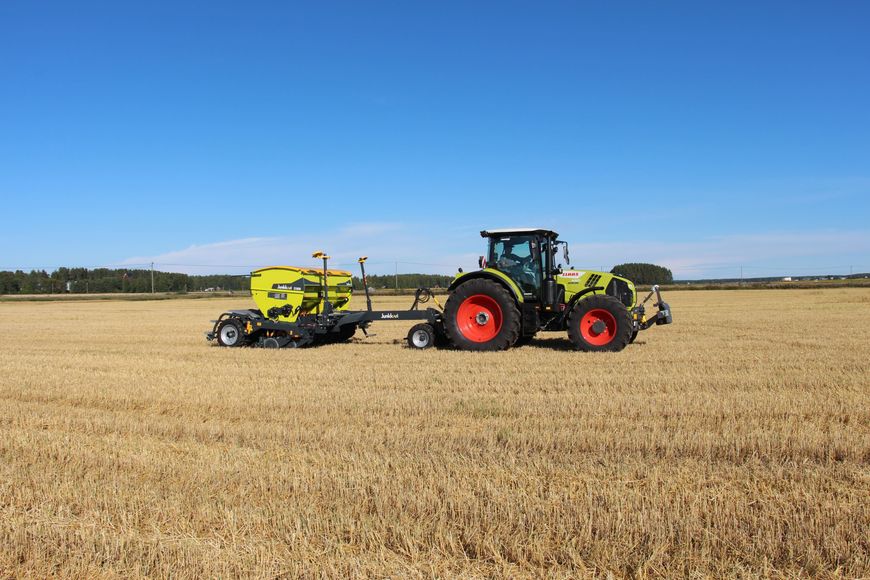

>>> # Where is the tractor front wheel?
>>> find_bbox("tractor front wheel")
[444,279,520,351]
[567,295,632,352]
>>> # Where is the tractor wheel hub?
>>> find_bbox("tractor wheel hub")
[455,292,504,343]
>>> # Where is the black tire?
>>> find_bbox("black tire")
[513,333,537,347]
[334,324,356,342]
[433,323,450,348]
[407,323,436,349]
[216,319,245,347]
[316,324,356,344]
[444,279,520,351]
[567,295,632,352]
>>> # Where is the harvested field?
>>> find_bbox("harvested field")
[0,288,868,578]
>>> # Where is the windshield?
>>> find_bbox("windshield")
[488,235,541,296]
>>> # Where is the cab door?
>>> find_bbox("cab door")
[488,235,543,300]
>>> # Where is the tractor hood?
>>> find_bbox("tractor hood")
[558,269,636,308]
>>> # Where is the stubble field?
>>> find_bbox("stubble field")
[0,288,868,578]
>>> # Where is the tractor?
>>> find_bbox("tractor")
[408,228,671,351]
[206,227,671,351]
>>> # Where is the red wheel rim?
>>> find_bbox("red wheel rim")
[456,294,503,342]
[579,308,618,346]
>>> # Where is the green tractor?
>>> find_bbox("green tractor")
[434,228,672,351]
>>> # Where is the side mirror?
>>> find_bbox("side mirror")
[563,244,570,265]
[478,256,486,268]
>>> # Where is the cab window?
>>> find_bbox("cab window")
[489,235,541,296]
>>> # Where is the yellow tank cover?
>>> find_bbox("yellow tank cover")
[250,266,353,322]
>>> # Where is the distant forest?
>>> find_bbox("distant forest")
[0,268,455,294]
[354,273,453,291]
[0,268,248,294]
[3,266,866,295]
[610,263,674,285]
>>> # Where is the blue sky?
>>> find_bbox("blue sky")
[1,1,868,279]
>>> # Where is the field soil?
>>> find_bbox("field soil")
[1,289,868,578]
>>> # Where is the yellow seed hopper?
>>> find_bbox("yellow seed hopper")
[250,265,353,322]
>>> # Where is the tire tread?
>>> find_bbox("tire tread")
[567,294,632,352]
[444,279,521,351]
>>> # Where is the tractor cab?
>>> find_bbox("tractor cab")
[481,228,563,304]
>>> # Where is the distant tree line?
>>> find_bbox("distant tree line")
[610,263,674,285]
[1,266,679,294]
[353,273,454,291]
[0,268,249,294]
[0,268,455,295]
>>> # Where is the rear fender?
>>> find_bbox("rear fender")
[448,269,524,304]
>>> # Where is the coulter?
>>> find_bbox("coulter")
[206,228,672,351]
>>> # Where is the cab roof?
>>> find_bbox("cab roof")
[480,228,559,239]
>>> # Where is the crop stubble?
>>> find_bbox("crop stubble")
[0,288,868,578]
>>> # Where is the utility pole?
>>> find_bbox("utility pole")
[150,262,155,294]
[740,265,743,284]
[395,261,399,291]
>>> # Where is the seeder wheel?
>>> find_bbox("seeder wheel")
[407,323,436,349]
[216,319,245,347]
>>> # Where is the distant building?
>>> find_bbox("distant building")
[782,277,792,282]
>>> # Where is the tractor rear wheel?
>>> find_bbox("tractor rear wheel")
[444,279,520,351]
[567,295,632,352]
[433,324,450,347]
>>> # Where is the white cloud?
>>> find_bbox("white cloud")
[121,222,480,275]
[567,230,870,278]
[123,225,870,279]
